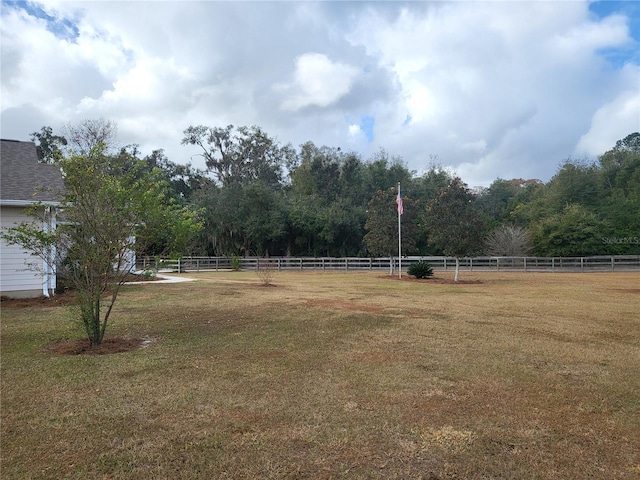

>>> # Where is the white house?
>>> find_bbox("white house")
[1,139,65,298]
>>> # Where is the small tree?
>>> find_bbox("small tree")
[484,225,533,257]
[256,258,277,286]
[425,177,486,282]
[2,145,200,346]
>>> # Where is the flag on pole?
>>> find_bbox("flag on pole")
[397,182,402,279]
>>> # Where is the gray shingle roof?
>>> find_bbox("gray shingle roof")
[0,139,65,204]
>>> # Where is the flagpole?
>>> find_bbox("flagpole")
[397,182,402,279]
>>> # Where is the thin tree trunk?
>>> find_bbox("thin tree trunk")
[454,257,460,282]
[99,285,121,345]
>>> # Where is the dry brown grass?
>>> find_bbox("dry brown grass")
[1,271,639,479]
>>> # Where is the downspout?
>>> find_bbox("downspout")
[42,206,50,297]
[49,207,57,295]
[41,206,57,297]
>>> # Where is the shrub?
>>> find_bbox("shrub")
[256,258,277,286]
[408,261,434,279]
[231,255,241,271]
[484,225,533,256]
[140,269,157,280]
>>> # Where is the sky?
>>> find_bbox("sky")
[1,0,639,187]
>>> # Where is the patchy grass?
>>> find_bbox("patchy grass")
[1,271,639,479]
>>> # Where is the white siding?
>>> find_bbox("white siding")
[0,206,45,295]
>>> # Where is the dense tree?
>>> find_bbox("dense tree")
[476,179,532,225]
[364,186,419,257]
[27,121,640,260]
[286,194,328,256]
[546,159,601,211]
[190,181,286,256]
[286,143,369,256]
[29,126,67,164]
[363,149,413,196]
[289,142,342,199]
[144,149,210,203]
[182,124,294,188]
[241,181,288,256]
[597,132,640,253]
[531,204,610,257]
[424,178,487,281]
[410,165,453,201]
[505,179,545,227]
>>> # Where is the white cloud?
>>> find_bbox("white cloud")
[576,85,640,156]
[346,1,639,184]
[277,53,359,111]
[348,124,362,137]
[1,1,638,186]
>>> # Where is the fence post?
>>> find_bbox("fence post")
[581,257,584,272]
[611,256,615,272]
[524,257,527,272]
[444,258,447,271]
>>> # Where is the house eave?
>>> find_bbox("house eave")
[0,200,61,207]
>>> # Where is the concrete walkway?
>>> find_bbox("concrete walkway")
[127,274,196,285]
[155,274,196,283]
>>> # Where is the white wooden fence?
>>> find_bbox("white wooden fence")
[137,255,640,273]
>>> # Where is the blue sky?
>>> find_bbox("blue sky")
[589,0,640,65]
[2,0,639,186]
[8,1,79,40]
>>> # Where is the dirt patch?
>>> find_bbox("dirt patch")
[306,298,387,315]
[380,275,482,285]
[611,288,640,294]
[40,336,158,355]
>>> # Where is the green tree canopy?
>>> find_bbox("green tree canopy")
[2,144,201,346]
[531,203,611,257]
[29,126,67,164]
[364,186,419,257]
[424,177,487,281]
[182,124,295,188]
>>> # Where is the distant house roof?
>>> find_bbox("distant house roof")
[0,139,65,206]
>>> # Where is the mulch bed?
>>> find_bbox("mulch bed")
[1,294,75,308]
[40,336,158,355]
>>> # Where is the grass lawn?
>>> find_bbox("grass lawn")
[1,270,639,479]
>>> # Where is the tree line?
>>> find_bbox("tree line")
[31,121,640,260]
[6,120,635,346]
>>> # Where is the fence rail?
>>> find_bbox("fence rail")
[137,255,640,273]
